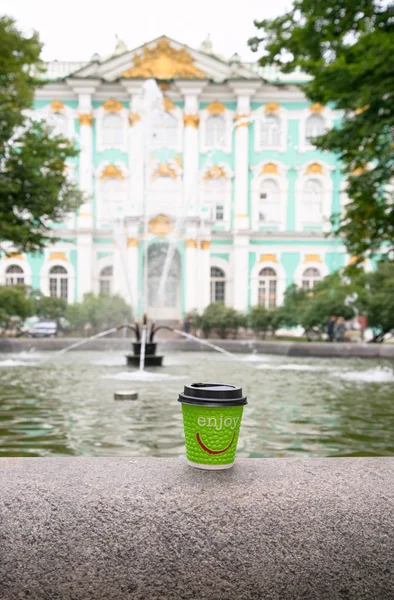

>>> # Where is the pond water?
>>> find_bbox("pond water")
[0,350,393,458]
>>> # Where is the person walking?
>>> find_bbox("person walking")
[335,316,346,342]
[327,315,336,342]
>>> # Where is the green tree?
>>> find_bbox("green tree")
[0,285,33,335]
[248,305,278,339]
[33,293,67,322]
[65,293,132,333]
[196,303,246,339]
[356,262,394,342]
[276,284,309,329]
[249,1,394,259]
[0,17,83,253]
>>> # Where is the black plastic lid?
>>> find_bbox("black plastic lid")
[178,383,247,408]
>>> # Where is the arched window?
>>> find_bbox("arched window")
[305,114,325,141]
[49,265,68,299]
[258,267,277,309]
[260,114,281,146]
[5,265,24,286]
[304,179,323,224]
[48,112,68,137]
[151,111,178,147]
[101,177,127,222]
[204,178,226,222]
[206,115,226,149]
[99,266,113,295]
[102,113,124,147]
[302,267,321,290]
[210,267,226,304]
[259,179,280,223]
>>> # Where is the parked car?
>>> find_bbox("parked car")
[28,321,58,338]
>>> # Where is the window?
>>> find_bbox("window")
[99,266,113,295]
[49,265,68,300]
[259,179,280,223]
[305,114,325,142]
[260,114,281,146]
[101,178,126,222]
[206,115,226,149]
[302,267,321,290]
[151,111,177,147]
[48,112,68,137]
[102,113,124,147]
[258,267,277,309]
[5,265,24,286]
[304,179,323,224]
[210,267,226,303]
[204,178,226,222]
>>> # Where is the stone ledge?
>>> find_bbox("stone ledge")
[1,457,393,599]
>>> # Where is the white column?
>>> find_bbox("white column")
[199,240,211,311]
[122,82,144,216]
[76,232,93,301]
[184,239,197,312]
[76,92,95,230]
[229,83,259,230]
[233,234,249,312]
[177,83,206,215]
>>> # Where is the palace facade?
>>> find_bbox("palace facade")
[1,36,350,320]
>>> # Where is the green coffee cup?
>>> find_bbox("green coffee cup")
[178,383,247,470]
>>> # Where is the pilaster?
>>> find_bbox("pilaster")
[76,232,93,301]
[233,232,250,312]
[121,81,145,216]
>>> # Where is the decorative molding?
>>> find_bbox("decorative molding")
[183,114,200,128]
[261,162,279,175]
[234,113,249,128]
[304,254,323,263]
[148,214,173,237]
[235,214,248,219]
[306,162,324,175]
[355,105,369,115]
[259,253,278,263]
[350,167,365,176]
[5,253,24,260]
[185,239,197,249]
[264,102,280,114]
[49,251,67,262]
[310,103,324,114]
[158,82,171,92]
[203,165,227,180]
[205,101,226,115]
[163,96,176,112]
[78,113,93,126]
[50,100,65,112]
[127,237,139,248]
[102,98,124,112]
[122,37,205,79]
[128,112,141,127]
[201,240,211,250]
[174,155,183,168]
[100,164,125,180]
[152,162,178,179]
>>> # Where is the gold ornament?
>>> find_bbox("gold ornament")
[122,37,205,79]
[174,155,183,168]
[158,82,171,92]
[264,102,280,114]
[50,100,65,112]
[183,114,200,128]
[128,112,141,127]
[152,163,178,179]
[259,254,278,263]
[49,251,67,262]
[78,113,93,126]
[149,214,173,237]
[310,103,324,114]
[355,105,369,115]
[163,96,176,112]
[205,101,226,115]
[350,167,366,176]
[102,98,123,112]
[306,162,323,175]
[127,238,139,248]
[100,164,125,179]
[304,254,322,263]
[200,240,211,250]
[261,162,279,175]
[234,113,249,128]
[203,165,227,180]
[5,252,23,260]
[185,239,197,249]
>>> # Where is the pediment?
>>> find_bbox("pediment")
[69,36,258,83]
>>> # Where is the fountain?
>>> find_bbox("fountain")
[117,314,174,367]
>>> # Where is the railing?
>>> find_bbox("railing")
[1,457,393,599]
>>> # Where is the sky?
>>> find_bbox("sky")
[2,0,290,63]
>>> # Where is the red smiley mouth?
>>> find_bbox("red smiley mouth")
[196,432,235,455]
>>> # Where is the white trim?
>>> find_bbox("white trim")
[252,105,288,153]
[298,106,335,153]
[294,260,329,288]
[150,104,183,153]
[210,256,233,306]
[94,254,114,295]
[199,163,233,230]
[0,257,32,287]
[94,104,128,152]
[295,161,334,232]
[250,259,286,307]
[95,161,129,227]
[200,106,234,154]
[40,258,75,303]
[250,161,289,231]
[32,102,76,141]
